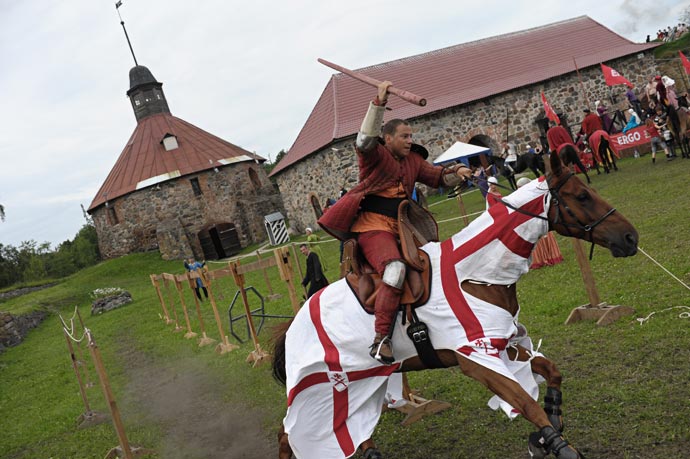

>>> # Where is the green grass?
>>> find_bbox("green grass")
[653,32,690,58]
[1,155,689,458]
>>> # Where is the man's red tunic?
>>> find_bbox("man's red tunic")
[581,113,603,136]
[318,142,443,241]
[546,125,574,152]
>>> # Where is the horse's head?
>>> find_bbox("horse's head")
[547,146,638,257]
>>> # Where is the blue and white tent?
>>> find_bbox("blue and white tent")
[433,141,491,166]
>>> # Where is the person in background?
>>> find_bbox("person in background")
[516,177,564,269]
[626,86,643,119]
[485,176,502,209]
[184,257,208,301]
[622,108,642,133]
[305,227,327,271]
[300,244,329,298]
[645,117,672,163]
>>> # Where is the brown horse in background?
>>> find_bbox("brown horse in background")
[273,147,638,459]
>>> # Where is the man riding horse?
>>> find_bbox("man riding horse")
[317,80,472,364]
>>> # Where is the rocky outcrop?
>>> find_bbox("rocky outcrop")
[0,310,49,352]
[91,291,133,315]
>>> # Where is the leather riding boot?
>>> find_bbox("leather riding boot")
[370,333,394,365]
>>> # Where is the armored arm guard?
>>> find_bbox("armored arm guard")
[441,164,471,188]
[355,102,386,153]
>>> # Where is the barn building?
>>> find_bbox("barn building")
[270,16,660,233]
[87,65,285,260]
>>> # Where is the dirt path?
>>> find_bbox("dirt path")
[118,345,276,459]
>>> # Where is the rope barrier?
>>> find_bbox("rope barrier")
[59,306,86,343]
[638,246,690,291]
[636,306,690,325]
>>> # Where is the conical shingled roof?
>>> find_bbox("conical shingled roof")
[88,113,264,210]
[270,15,658,176]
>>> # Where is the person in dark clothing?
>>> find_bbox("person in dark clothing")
[300,244,329,297]
[184,257,208,300]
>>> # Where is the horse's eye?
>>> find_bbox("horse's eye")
[576,191,589,202]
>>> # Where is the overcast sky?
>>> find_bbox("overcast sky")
[0,0,685,249]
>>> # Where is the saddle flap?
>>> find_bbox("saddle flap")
[346,251,432,313]
[398,200,430,272]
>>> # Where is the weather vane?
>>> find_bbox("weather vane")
[115,1,138,66]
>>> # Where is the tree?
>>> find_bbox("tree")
[0,203,5,222]
[681,6,690,24]
[262,149,287,175]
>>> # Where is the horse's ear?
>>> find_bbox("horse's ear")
[549,149,563,177]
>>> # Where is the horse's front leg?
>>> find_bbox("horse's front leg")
[507,345,564,432]
[456,354,582,459]
[359,438,383,459]
[278,424,293,459]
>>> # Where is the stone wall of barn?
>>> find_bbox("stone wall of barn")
[91,161,285,260]
[275,53,659,233]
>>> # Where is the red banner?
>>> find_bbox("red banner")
[680,51,690,75]
[600,64,633,88]
[609,126,651,153]
[540,91,560,124]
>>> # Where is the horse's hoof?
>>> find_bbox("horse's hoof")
[363,447,383,459]
[528,432,547,459]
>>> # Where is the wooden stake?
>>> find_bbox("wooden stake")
[174,275,197,339]
[230,260,270,366]
[150,274,173,324]
[291,243,308,297]
[186,272,215,347]
[75,308,95,388]
[201,270,239,354]
[162,275,183,332]
[86,329,134,459]
[274,247,301,313]
[256,249,281,300]
[565,239,634,325]
[456,193,469,227]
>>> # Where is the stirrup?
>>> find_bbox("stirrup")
[369,335,394,365]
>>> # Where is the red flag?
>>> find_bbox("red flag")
[600,64,633,88]
[540,91,560,124]
[679,51,690,75]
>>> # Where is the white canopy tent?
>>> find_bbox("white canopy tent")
[433,141,492,166]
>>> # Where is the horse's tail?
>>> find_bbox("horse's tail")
[271,319,293,386]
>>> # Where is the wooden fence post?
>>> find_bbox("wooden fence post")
[274,247,301,313]
[186,271,215,347]
[201,268,239,354]
[174,274,197,339]
[162,275,184,332]
[230,260,270,366]
[565,239,634,325]
[150,274,173,324]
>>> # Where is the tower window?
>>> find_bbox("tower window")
[134,99,141,106]
[190,177,202,196]
[162,134,179,151]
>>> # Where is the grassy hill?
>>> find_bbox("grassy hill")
[1,155,689,458]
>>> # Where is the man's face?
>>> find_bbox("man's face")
[300,246,308,256]
[385,124,413,159]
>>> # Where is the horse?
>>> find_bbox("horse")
[670,95,690,158]
[485,155,518,190]
[272,147,638,459]
[555,144,592,184]
[514,152,546,177]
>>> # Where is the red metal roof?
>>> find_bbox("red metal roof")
[88,113,264,210]
[270,16,657,176]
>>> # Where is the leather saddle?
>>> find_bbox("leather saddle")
[343,200,433,313]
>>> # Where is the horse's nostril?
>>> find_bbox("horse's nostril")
[624,232,638,246]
